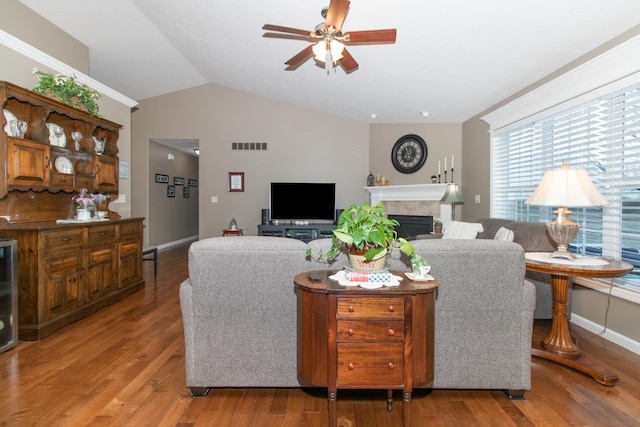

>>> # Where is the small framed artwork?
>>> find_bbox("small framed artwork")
[155,173,169,183]
[167,185,175,197]
[188,178,198,187]
[228,172,244,192]
[183,187,190,198]
[173,177,185,186]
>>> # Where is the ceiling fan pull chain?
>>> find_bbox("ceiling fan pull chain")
[325,50,332,74]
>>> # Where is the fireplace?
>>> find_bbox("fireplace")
[365,184,453,226]
[388,215,433,239]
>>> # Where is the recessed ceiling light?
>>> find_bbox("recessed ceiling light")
[420,111,431,118]
[370,113,378,119]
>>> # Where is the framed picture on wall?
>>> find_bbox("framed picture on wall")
[228,172,244,192]
[155,173,169,183]
[188,179,198,187]
[173,177,185,185]
[183,187,190,198]
[167,185,175,197]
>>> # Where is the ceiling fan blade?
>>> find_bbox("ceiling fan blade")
[345,29,397,44]
[284,45,314,70]
[263,33,313,42]
[262,24,311,37]
[339,48,358,74]
[325,0,350,31]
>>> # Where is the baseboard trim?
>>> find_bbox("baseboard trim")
[570,314,640,356]
[156,236,198,251]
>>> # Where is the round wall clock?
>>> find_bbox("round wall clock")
[391,134,428,174]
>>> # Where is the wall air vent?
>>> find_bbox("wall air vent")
[232,142,267,150]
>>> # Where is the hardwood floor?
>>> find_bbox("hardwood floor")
[2,243,640,426]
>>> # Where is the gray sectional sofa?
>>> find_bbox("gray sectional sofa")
[180,235,536,399]
[418,218,558,319]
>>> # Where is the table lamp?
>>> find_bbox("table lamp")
[441,183,464,221]
[525,160,608,260]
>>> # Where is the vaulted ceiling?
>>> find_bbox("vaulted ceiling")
[19,0,640,123]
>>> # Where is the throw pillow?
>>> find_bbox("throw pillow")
[494,226,515,242]
[442,221,484,239]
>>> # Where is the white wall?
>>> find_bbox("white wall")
[132,84,370,241]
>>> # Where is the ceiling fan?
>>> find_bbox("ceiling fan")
[262,0,397,74]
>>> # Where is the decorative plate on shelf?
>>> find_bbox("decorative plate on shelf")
[54,156,73,174]
[74,158,92,175]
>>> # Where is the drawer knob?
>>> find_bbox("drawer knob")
[388,329,395,336]
[347,328,354,336]
[388,362,394,370]
[389,305,395,313]
[348,306,355,313]
[348,362,355,370]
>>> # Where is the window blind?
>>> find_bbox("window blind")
[492,83,640,290]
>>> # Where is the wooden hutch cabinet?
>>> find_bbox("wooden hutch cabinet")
[0,81,144,340]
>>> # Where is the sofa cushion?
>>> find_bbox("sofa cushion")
[494,226,515,242]
[442,221,484,239]
[475,218,513,239]
[507,222,557,252]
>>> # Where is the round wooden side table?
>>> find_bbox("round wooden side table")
[222,229,243,236]
[525,252,632,385]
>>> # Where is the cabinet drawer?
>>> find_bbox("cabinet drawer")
[43,228,84,251]
[337,297,404,319]
[119,221,140,240]
[89,225,116,244]
[51,172,74,189]
[75,175,95,190]
[337,342,404,386]
[337,320,404,342]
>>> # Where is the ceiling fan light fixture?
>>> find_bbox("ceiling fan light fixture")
[312,39,344,63]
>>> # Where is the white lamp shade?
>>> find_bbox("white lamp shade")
[525,164,608,207]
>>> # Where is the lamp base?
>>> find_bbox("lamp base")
[550,246,576,260]
[546,214,579,260]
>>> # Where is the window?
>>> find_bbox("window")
[492,83,640,291]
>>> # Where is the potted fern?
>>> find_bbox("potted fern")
[32,68,101,117]
[306,202,428,272]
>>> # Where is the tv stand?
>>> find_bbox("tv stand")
[258,224,336,242]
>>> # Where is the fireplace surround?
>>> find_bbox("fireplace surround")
[365,184,453,225]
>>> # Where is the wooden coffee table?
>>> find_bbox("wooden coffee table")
[525,253,633,385]
[294,270,439,427]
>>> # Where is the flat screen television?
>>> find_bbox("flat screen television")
[270,182,336,221]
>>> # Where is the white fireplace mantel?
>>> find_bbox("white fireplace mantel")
[364,184,453,223]
[365,184,447,206]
